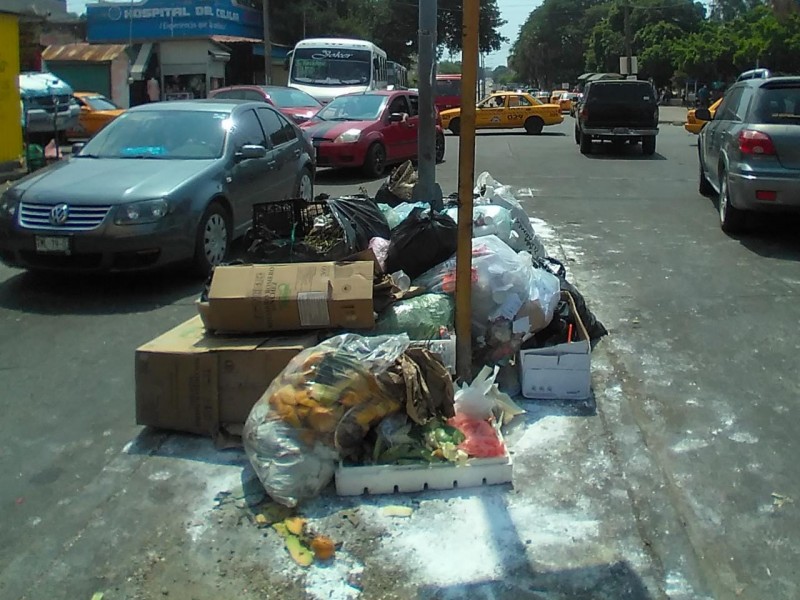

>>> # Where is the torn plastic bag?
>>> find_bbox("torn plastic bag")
[539,256,608,346]
[373,293,454,340]
[384,208,457,279]
[414,235,560,364]
[375,160,417,206]
[453,365,525,424]
[244,334,410,506]
[368,237,390,271]
[473,172,547,260]
[322,194,391,252]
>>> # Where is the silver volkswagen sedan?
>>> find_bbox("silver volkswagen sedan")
[0,100,315,273]
[698,76,800,233]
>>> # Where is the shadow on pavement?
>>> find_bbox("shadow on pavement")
[125,428,248,467]
[315,167,386,187]
[474,131,567,138]
[0,265,203,315]
[724,213,800,262]
[583,143,667,161]
[416,560,654,599]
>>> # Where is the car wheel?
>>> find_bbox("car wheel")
[363,142,386,178]
[435,131,445,163]
[642,136,656,156]
[193,201,231,275]
[698,148,714,196]
[449,118,461,136]
[579,132,592,155]
[524,116,544,135]
[295,168,313,201]
[718,171,747,234]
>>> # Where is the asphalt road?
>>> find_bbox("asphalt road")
[1,118,798,600]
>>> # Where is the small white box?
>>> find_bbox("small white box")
[335,453,513,496]
[519,291,592,400]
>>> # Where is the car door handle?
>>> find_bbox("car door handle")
[267,160,277,170]
[292,149,301,158]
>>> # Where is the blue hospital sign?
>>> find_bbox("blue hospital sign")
[87,0,262,42]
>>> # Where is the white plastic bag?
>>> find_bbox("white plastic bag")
[474,172,547,260]
[444,205,514,247]
[455,366,525,424]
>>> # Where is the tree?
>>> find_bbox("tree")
[438,60,462,74]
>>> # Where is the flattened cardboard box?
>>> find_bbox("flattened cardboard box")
[136,316,317,439]
[199,261,375,334]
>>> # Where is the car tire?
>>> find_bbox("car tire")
[435,131,445,163]
[449,118,461,136]
[193,201,231,276]
[524,116,544,135]
[295,167,314,201]
[363,142,386,178]
[579,132,592,155]
[698,149,714,197]
[642,136,656,156]
[718,171,747,234]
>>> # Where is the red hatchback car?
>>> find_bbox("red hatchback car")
[300,90,445,177]
[209,85,322,124]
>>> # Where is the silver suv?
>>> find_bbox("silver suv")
[697,76,800,233]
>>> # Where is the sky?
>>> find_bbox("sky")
[66,0,535,68]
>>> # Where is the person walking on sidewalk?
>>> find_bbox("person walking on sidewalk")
[697,84,710,108]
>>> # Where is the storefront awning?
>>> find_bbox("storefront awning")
[211,35,262,45]
[42,43,127,63]
[130,42,153,81]
[208,47,231,62]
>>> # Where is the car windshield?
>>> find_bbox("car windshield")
[83,95,119,111]
[752,86,800,123]
[80,110,228,159]
[268,87,321,108]
[315,94,386,121]
[291,48,372,86]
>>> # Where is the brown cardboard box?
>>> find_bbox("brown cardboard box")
[198,261,375,334]
[135,316,317,440]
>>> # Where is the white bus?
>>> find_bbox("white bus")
[387,61,408,90]
[287,38,388,104]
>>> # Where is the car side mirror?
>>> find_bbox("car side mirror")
[695,108,712,121]
[388,112,405,123]
[71,142,85,155]
[236,144,267,161]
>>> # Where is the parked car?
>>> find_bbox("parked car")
[574,80,659,155]
[684,97,723,135]
[67,92,125,139]
[209,85,322,125]
[697,76,800,233]
[0,100,315,273]
[19,72,80,142]
[301,89,445,177]
[439,91,563,135]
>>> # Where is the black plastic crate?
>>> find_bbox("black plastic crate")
[252,198,330,239]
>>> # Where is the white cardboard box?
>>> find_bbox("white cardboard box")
[519,291,592,400]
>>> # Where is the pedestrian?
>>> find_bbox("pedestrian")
[697,84,709,108]
[681,89,687,107]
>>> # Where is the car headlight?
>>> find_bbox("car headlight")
[114,199,169,225]
[0,189,20,218]
[334,128,361,143]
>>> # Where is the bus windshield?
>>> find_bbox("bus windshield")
[291,48,372,87]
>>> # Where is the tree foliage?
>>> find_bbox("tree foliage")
[510,0,800,88]
[272,0,506,66]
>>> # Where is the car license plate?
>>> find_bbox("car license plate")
[35,236,71,254]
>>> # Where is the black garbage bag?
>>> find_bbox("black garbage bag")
[323,194,390,251]
[538,256,608,346]
[384,207,458,279]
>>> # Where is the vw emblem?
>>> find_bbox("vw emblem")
[49,204,69,226]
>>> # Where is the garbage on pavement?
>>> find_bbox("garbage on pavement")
[134,164,608,507]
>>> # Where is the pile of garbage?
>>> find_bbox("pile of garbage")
[136,162,607,509]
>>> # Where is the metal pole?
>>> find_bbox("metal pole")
[623,0,632,76]
[412,0,442,208]
[263,0,272,84]
[455,0,479,381]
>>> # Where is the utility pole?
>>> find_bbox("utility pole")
[623,0,632,76]
[263,0,272,84]
[412,0,442,209]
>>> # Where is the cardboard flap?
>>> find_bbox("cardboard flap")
[208,265,255,299]
[330,262,375,300]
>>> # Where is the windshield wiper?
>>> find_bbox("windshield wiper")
[74,152,100,158]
